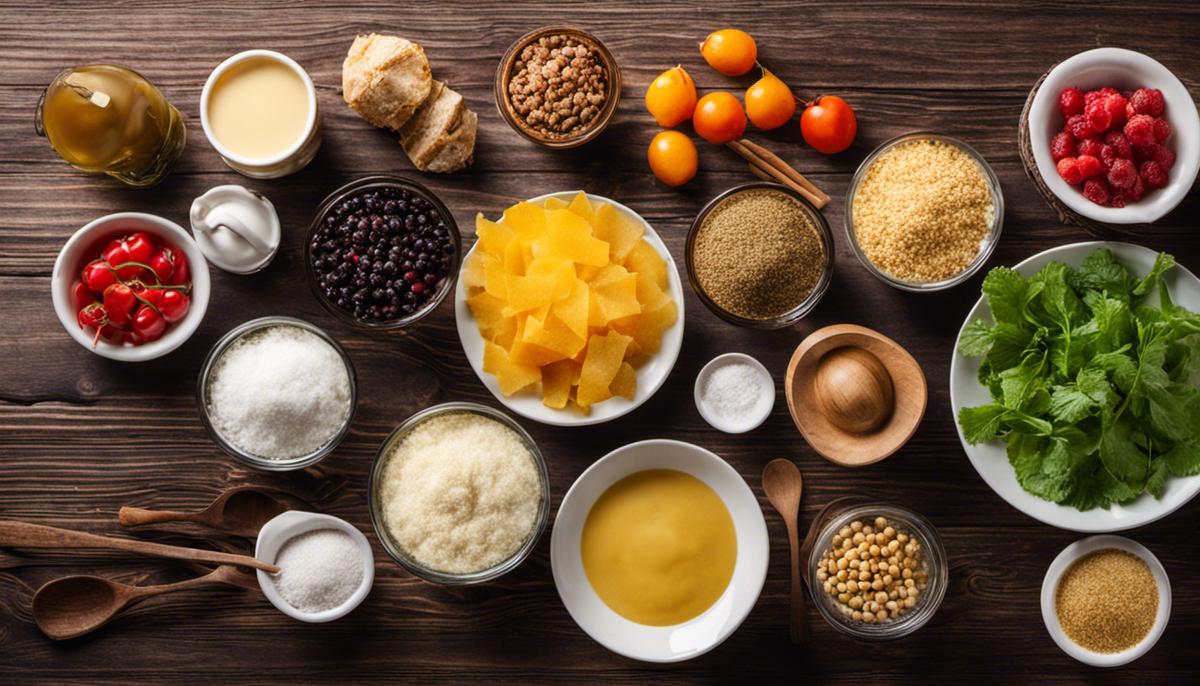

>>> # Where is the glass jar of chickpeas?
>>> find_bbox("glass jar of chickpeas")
[807,503,947,640]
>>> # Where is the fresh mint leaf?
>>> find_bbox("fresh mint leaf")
[982,267,1029,325]
[958,320,994,357]
[1133,252,1176,296]
[1049,385,1094,424]
[1008,433,1071,503]
[959,404,1008,444]
[1070,248,1136,297]
[1099,414,1146,485]
[1162,439,1200,477]
[1146,458,1171,499]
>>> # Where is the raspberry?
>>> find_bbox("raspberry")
[1149,144,1175,171]
[1085,99,1112,132]
[1084,87,1119,107]
[1124,114,1156,146]
[1067,114,1094,140]
[1109,192,1126,209]
[1075,154,1103,179]
[1128,175,1146,201]
[1103,130,1132,159]
[1126,102,1137,121]
[1057,157,1084,185]
[1082,178,1111,206]
[1129,88,1165,117]
[1050,131,1075,161]
[1153,117,1171,142]
[1107,158,1137,189]
[1077,136,1104,158]
[1139,160,1169,189]
[1104,94,1128,127]
[1059,87,1085,118]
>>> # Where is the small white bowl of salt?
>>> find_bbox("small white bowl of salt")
[694,353,776,434]
[256,511,374,622]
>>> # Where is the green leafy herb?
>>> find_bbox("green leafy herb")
[958,248,1200,510]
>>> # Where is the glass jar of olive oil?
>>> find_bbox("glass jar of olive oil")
[35,64,186,187]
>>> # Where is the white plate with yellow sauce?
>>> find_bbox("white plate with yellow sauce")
[550,439,768,662]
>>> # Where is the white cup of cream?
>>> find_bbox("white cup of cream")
[201,50,321,179]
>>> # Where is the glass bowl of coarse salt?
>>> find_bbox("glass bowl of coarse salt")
[845,132,1004,292]
[694,353,776,433]
[368,402,550,585]
[198,316,357,471]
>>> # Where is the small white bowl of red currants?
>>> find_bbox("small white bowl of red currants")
[52,212,211,361]
[1029,47,1200,224]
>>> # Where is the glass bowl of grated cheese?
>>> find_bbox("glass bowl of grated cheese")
[367,402,550,584]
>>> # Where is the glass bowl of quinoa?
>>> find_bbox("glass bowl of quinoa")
[845,133,1004,292]
[686,182,835,329]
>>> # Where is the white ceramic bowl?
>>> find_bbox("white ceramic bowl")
[550,439,769,662]
[1041,535,1170,667]
[693,352,775,433]
[454,191,685,427]
[1028,47,1200,224]
[255,511,375,623]
[51,212,211,361]
[950,241,1200,531]
[200,49,321,179]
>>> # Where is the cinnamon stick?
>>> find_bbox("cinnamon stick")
[727,139,830,209]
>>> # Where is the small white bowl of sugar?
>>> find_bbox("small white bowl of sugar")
[694,353,776,434]
[256,511,374,622]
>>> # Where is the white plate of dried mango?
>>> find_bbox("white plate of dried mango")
[455,191,684,426]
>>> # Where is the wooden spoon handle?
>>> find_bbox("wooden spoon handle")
[0,520,279,573]
[118,506,200,528]
[127,566,255,599]
[786,520,809,645]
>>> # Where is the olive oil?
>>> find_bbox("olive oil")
[36,64,185,187]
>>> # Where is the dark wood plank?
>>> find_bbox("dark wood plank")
[2,1,1199,683]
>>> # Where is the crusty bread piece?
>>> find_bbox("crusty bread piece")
[342,33,432,131]
[399,81,465,169]
[425,108,477,173]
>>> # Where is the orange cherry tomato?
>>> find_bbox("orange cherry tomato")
[745,67,796,130]
[648,131,699,186]
[645,66,698,128]
[800,95,858,154]
[692,92,747,145]
[699,29,757,76]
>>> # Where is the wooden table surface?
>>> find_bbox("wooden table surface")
[1,1,1197,683]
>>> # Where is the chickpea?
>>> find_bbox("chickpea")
[839,526,852,538]
[869,544,881,556]
[852,610,863,621]
[874,517,887,529]
[905,596,917,608]
[859,570,871,582]
[849,595,863,609]
[852,532,866,544]
[838,593,850,603]
[851,521,863,532]
[836,557,848,570]
[836,570,848,581]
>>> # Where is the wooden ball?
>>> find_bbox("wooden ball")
[812,346,895,434]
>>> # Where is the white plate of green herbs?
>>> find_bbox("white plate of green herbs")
[950,241,1200,532]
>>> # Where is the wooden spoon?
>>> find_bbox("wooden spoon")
[33,565,258,640]
[119,486,291,537]
[761,458,808,645]
[0,520,279,573]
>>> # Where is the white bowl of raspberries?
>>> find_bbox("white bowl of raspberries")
[1030,47,1199,224]
[52,212,211,362]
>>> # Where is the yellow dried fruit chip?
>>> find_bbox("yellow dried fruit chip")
[503,201,547,235]
[632,297,677,355]
[510,317,567,367]
[577,330,632,407]
[523,311,586,359]
[466,291,507,334]
[538,209,610,267]
[503,272,559,312]
[543,197,569,210]
[503,238,527,276]
[609,362,637,400]
[541,360,574,409]
[624,240,668,290]
[483,340,541,396]
[475,214,514,256]
[634,271,670,310]
[482,253,507,298]
[463,252,487,288]
[593,203,645,262]
[567,191,594,221]
[526,258,576,302]
[594,271,642,322]
[552,279,589,340]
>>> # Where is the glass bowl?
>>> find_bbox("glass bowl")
[494,26,622,149]
[845,132,1004,292]
[686,182,835,329]
[305,175,461,329]
[807,503,948,641]
[367,401,550,585]
[197,316,357,471]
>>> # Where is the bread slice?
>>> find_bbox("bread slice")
[425,109,477,173]
[342,33,432,131]
[399,81,465,169]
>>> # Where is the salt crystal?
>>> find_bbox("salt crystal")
[271,528,364,614]
[700,361,771,427]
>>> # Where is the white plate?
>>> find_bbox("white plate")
[454,191,685,426]
[1027,48,1200,225]
[550,439,768,663]
[950,241,1200,532]
[1040,535,1170,667]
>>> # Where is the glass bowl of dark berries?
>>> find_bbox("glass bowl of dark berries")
[306,175,461,329]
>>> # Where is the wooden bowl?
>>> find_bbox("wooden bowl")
[494,26,622,149]
[785,324,927,467]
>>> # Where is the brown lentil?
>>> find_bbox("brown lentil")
[817,516,928,624]
[692,189,825,320]
[1055,549,1158,654]
[507,33,607,139]
[851,138,994,283]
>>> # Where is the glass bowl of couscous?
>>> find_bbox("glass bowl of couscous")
[807,503,948,640]
[845,133,1004,292]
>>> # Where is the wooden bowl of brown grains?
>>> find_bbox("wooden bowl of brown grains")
[495,26,621,148]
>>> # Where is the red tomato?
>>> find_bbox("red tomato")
[147,247,176,282]
[72,281,96,310]
[167,252,190,287]
[102,240,142,281]
[158,290,190,324]
[800,95,858,154]
[102,283,138,327]
[123,232,155,264]
[81,259,117,293]
[132,304,166,342]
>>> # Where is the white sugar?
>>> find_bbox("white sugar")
[271,528,364,614]
[700,361,772,427]
[206,324,351,460]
